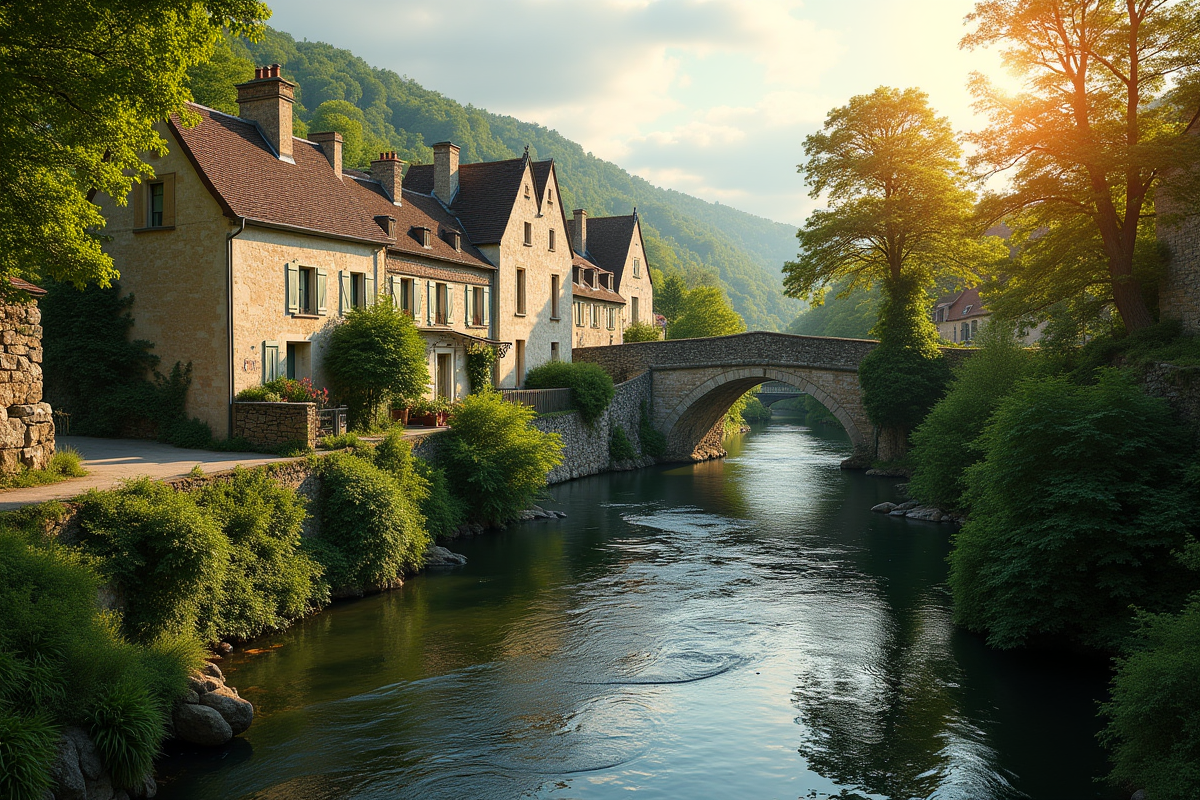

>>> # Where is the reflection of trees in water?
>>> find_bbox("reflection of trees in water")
[792,597,1018,800]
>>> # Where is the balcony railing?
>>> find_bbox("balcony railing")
[500,387,573,415]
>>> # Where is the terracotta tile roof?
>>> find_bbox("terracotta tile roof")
[571,254,624,303]
[567,214,642,289]
[9,277,46,297]
[935,287,989,320]
[386,258,490,286]
[169,104,491,269]
[407,156,553,245]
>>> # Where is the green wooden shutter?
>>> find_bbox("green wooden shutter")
[482,286,491,329]
[390,276,401,308]
[413,278,422,320]
[339,272,350,315]
[263,341,279,382]
[426,281,434,325]
[286,263,300,314]
[316,268,328,314]
[365,273,376,305]
[465,285,472,325]
[446,283,454,322]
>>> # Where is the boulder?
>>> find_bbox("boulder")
[895,500,920,511]
[128,772,157,799]
[906,507,945,522]
[173,702,233,746]
[888,508,909,517]
[48,733,85,800]
[870,502,897,513]
[63,727,102,781]
[423,545,467,567]
[199,686,254,735]
[200,662,225,682]
[85,772,115,800]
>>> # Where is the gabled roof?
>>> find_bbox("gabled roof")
[9,277,46,297]
[531,160,553,204]
[168,104,490,269]
[935,287,989,321]
[570,253,625,304]
[567,213,646,289]
[406,156,551,245]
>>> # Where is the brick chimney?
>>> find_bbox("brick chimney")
[573,209,587,255]
[236,64,295,162]
[309,131,343,180]
[432,141,460,205]
[371,151,405,206]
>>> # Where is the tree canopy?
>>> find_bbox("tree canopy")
[668,285,746,340]
[324,302,429,426]
[0,0,269,293]
[963,0,1200,331]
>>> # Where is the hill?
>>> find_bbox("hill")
[188,29,801,331]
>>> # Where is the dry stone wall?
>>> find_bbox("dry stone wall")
[232,401,319,450]
[0,301,53,472]
[1157,187,1200,333]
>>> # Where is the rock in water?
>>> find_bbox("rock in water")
[173,703,233,746]
[199,686,254,736]
[424,544,467,567]
[870,502,897,513]
[201,662,224,682]
[906,507,945,522]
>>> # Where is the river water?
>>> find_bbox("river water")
[157,420,1119,800]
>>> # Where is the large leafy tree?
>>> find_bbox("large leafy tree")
[324,301,429,427]
[783,86,997,323]
[667,285,746,340]
[0,0,269,292]
[963,0,1200,331]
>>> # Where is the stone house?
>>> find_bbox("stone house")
[93,65,504,436]
[570,255,626,348]
[932,286,1045,345]
[567,210,654,331]
[404,149,574,386]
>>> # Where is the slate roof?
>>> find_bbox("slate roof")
[571,254,625,304]
[169,104,491,269]
[406,156,550,245]
[566,214,644,289]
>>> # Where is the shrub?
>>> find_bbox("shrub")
[194,469,327,640]
[609,426,637,462]
[949,371,1198,650]
[76,480,227,643]
[1101,597,1200,799]
[639,401,666,458]
[524,361,614,424]
[318,452,429,591]
[236,377,329,405]
[741,395,772,423]
[908,324,1034,510]
[85,678,163,786]
[465,342,497,393]
[414,459,467,539]
[622,321,661,342]
[0,710,56,800]
[318,432,361,450]
[438,392,563,525]
[49,447,86,478]
[325,302,428,428]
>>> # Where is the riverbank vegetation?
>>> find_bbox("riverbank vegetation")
[523,361,614,424]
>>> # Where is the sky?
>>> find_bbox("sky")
[267,0,1015,227]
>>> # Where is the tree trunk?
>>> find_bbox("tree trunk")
[1111,276,1154,332]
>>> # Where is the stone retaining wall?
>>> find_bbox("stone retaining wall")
[532,372,654,484]
[232,402,319,450]
[0,301,53,472]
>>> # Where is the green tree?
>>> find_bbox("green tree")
[962,0,1200,332]
[787,279,881,339]
[324,301,429,428]
[622,321,661,342]
[653,271,688,325]
[186,34,255,115]
[0,0,268,292]
[949,370,1197,650]
[668,285,746,340]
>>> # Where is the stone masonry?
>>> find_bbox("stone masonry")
[0,301,54,472]
[1157,193,1200,333]
[232,402,319,450]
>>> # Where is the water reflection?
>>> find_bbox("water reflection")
[156,422,1116,800]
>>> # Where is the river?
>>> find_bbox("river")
[156,419,1119,800]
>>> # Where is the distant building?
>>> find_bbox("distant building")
[567,210,654,336]
[932,286,1044,345]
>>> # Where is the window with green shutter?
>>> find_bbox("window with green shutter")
[286,263,300,314]
[263,341,280,382]
[339,272,351,315]
[316,268,328,314]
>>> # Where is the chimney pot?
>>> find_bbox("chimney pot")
[572,209,587,255]
[371,151,405,206]
[432,141,460,205]
[235,66,295,162]
[310,131,343,180]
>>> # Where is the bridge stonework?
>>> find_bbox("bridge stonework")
[574,332,882,465]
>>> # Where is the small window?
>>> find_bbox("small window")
[962,304,973,316]
[435,282,448,325]
[136,173,175,230]
[297,267,314,314]
[631,296,639,324]
[422,228,432,248]
[633,257,641,278]
[548,189,554,205]
[551,274,560,319]
[550,341,560,361]
[549,229,556,251]
[472,286,484,326]
[400,277,414,317]
[149,183,165,227]
[524,183,531,198]
[574,301,584,327]
[606,307,615,330]
[590,304,599,328]
[523,222,533,246]
[351,273,366,308]
[515,268,527,315]
[451,231,461,252]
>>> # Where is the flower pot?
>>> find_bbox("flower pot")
[391,407,410,425]
[436,411,449,427]
[416,412,439,427]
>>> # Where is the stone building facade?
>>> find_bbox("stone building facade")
[1157,186,1200,333]
[568,209,654,333]
[0,282,55,472]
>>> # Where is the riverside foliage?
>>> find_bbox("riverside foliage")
[523,361,615,425]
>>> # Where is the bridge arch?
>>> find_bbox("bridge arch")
[656,366,871,462]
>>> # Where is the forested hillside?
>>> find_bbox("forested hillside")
[188,29,800,331]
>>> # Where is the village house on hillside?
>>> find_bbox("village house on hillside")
[932,286,1044,345]
[93,65,579,435]
[567,209,654,345]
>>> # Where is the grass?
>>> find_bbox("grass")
[318,433,362,450]
[0,447,87,490]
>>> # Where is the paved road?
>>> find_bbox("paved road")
[0,437,292,511]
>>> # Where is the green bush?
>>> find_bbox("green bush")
[1101,597,1200,799]
[325,302,428,428]
[908,324,1034,510]
[465,342,497,393]
[318,452,429,591]
[76,480,227,644]
[741,395,772,423]
[639,401,666,458]
[859,344,950,432]
[609,426,637,462]
[414,459,467,539]
[949,371,1198,650]
[50,447,86,478]
[194,469,327,640]
[438,392,563,525]
[0,522,201,796]
[524,360,614,424]
[318,432,361,450]
[622,321,661,342]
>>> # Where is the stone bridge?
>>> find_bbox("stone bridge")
[574,332,883,465]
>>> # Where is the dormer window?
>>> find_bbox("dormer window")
[962,304,973,316]
[411,226,432,248]
[446,230,461,252]
[375,215,396,238]
[524,183,531,198]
